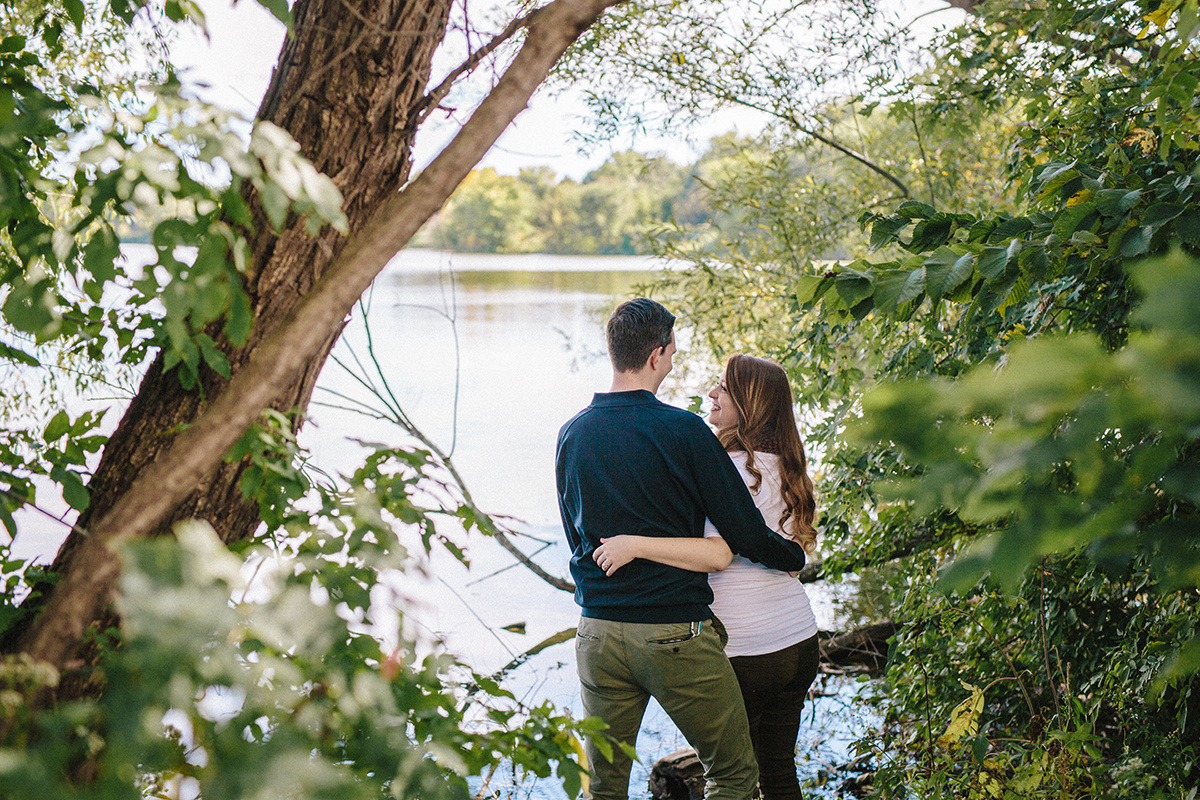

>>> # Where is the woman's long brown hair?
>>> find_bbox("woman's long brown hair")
[716,353,817,553]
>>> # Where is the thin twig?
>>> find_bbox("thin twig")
[437,575,517,659]
[1038,566,1063,727]
[948,604,1036,718]
[0,485,87,544]
[411,8,541,128]
[332,276,575,593]
[465,540,554,585]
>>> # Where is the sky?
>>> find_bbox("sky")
[170,0,964,181]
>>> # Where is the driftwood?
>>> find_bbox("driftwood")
[648,750,874,800]
[818,620,896,675]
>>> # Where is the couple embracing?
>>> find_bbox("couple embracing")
[556,298,821,800]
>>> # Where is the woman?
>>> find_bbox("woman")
[592,353,820,800]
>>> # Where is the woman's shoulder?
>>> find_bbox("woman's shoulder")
[730,450,781,483]
[729,450,780,466]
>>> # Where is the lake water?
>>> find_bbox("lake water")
[13,247,861,798]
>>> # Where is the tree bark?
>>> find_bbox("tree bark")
[13,0,624,677]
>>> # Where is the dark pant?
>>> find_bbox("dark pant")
[728,635,821,800]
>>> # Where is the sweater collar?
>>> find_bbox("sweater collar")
[590,389,658,407]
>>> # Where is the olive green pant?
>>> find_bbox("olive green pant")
[575,616,758,800]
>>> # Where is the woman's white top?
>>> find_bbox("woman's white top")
[704,451,818,657]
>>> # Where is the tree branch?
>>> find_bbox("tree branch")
[657,68,912,198]
[410,8,540,129]
[17,0,625,674]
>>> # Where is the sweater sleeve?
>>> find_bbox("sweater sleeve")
[685,419,807,572]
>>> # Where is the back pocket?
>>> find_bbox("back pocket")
[647,621,701,646]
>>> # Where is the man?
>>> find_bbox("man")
[555,298,808,800]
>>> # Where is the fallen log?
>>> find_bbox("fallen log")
[818,620,896,675]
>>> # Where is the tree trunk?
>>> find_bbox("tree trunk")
[818,620,896,675]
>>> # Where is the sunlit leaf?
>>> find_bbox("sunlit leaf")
[937,681,985,747]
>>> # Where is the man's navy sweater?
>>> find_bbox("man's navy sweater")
[556,390,808,623]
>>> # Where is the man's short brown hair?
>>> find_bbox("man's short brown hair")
[606,298,676,373]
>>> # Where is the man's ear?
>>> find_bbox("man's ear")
[646,345,664,372]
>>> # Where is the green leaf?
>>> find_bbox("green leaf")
[70,409,104,436]
[976,247,1009,281]
[794,275,831,306]
[966,218,997,243]
[1053,201,1096,239]
[873,267,925,312]
[195,334,232,379]
[0,340,39,367]
[254,0,293,28]
[894,200,937,219]
[0,502,16,540]
[835,273,874,308]
[1095,188,1129,216]
[258,181,290,230]
[992,216,1033,239]
[1142,202,1185,227]
[1153,635,1200,694]
[1171,209,1200,244]
[1131,251,1200,334]
[44,410,70,443]
[1036,164,1079,203]
[63,0,85,31]
[869,215,909,250]
[50,465,89,512]
[240,465,264,499]
[1120,226,1151,257]
[923,248,974,300]
[225,284,253,346]
[908,215,954,251]
[83,227,119,301]
[1163,462,1200,505]
[3,277,61,340]
[1168,70,1199,104]
[221,188,254,228]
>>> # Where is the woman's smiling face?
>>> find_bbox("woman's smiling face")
[707,371,740,431]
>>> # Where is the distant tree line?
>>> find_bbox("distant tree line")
[415,145,727,255]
